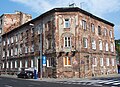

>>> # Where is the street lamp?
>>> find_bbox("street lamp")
[38,24,43,79]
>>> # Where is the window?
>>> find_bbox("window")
[31,44,34,52]
[83,37,87,48]
[3,50,5,57]
[15,35,18,42]
[64,57,71,66]
[111,43,114,52]
[82,20,87,30]
[15,61,17,68]
[11,37,13,43]
[15,47,18,55]
[25,46,28,53]
[99,40,102,50]
[111,58,114,66]
[7,50,9,57]
[31,60,33,67]
[106,58,109,66]
[47,58,53,67]
[0,28,2,34]
[100,58,104,66]
[11,61,13,69]
[105,42,109,51]
[7,38,10,45]
[11,49,13,56]
[64,37,71,47]
[20,61,22,68]
[2,63,4,68]
[3,40,5,46]
[98,26,101,35]
[91,23,95,33]
[92,39,96,49]
[93,58,97,66]
[64,19,70,28]
[7,62,9,68]
[104,28,107,36]
[109,30,112,38]
[25,60,28,68]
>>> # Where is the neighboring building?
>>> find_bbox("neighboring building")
[1,7,117,78]
[0,12,32,70]
[115,39,120,73]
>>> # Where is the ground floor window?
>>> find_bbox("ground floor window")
[31,59,34,68]
[64,57,71,66]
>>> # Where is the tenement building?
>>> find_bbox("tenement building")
[1,7,117,78]
[0,11,32,69]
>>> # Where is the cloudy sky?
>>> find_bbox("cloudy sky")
[0,0,120,39]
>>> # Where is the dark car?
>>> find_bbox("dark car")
[17,70,34,79]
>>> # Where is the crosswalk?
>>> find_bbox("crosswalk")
[55,79,120,87]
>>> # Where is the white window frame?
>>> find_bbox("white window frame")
[25,60,28,68]
[20,61,22,68]
[7,38,10,45]
[15,35,18,42]
[3,50,5,57]
[0,28,2,34]
[3,40,5,46]
[64,37,71,47]
[92,39,96,50]
[15,60,17,68]
[11,37,13,43]
[64,57,71,66]
[111,58,114,66]
[111,43,114,52]
[31,59,33,68]
[100,58,104,66]
[93,58,97,67]
[104,28,107,36]
[2,63,4,68]
[11,49,13,56]
[15,47,18,55]
[64,19,70,28]
[110,30,112,38]
[82,20,87,30]
[106,42,109,51]
[47,58,52,67]
[99,40,102,50]
[91,23,95,33]
[106,58,109,66]
[7,50,9,57]
[83,37,88,48]
[25,46,28,53]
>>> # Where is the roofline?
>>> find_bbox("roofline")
[2,7,114,37]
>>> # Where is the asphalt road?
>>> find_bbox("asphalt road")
[0,76,89,87]
[0,75,120,87]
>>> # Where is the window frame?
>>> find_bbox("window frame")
[99,40,102,50]
[82,20,87,30]
[64,57,71,66]
[64,37,71,48]
[83,37,88,48]
[64,19,70,28]
[92,39,96,50]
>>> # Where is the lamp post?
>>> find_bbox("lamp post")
[39,24,43,79]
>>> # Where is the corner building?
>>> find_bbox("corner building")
[1,7,117,78]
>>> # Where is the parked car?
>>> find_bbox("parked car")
[17,70,34,79]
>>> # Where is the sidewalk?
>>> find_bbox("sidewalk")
[1,73,120,82]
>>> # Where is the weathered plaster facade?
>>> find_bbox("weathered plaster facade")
[1,7,117,78]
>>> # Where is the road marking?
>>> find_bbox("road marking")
[4,85,13,87]
[113,82,120,85]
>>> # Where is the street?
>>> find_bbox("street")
[0,75,120,87]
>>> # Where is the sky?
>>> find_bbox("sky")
[0,0,120,39]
